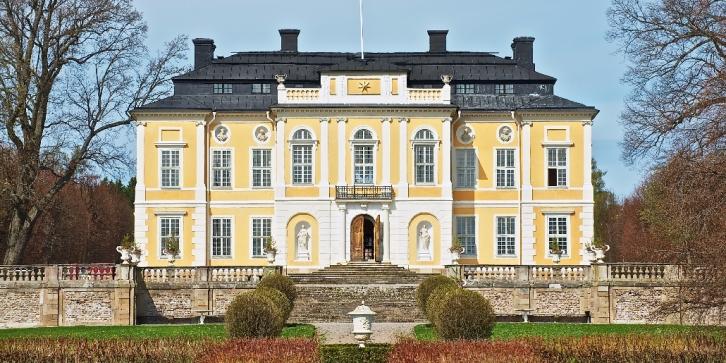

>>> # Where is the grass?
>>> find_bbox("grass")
[414,323,726,341]
[0,323,315,340]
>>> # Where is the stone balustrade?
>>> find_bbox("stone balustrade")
[0,265,46,282]
[285,88,320,102]
[407,88,443,103]
[137,265,281,286]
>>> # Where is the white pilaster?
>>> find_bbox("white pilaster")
[275,118,286,199]
[520,119,535,265]
[381,117,392,185]
[319,117,330,197]
[339,204,348,263]
[336,117,347,186]
[398,117,409,198]
[521,120,533,201]
[441,117,453,198]
[382,204,390,262]
[192,120,208,266]
[583,119,594,201]
[194,120,207,200]
[132,121,148,266]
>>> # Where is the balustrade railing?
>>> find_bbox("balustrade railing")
[0,265,46,282]
[210,267,266,282]
[138,266,277,284]
[462,265,517,282]
[607,264,670,281]
[408,88,443,102]
[286,88,320,102]
[335,185,393,200]
[531,266,588,282]
[59,264,116,281]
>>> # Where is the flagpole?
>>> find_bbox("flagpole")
[359,0,364,60]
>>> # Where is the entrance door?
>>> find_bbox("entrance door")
[351,215,365,261]
[350,214,380,262]
[374,215,382,262]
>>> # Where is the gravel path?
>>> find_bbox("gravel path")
[314,322,417,345]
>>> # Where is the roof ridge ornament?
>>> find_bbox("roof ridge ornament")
[274,74,287,84]
[441,74,453,85]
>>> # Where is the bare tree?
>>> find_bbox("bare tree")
[0,0,187,264]
[607,0,725,163]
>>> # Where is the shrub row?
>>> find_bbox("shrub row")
[416,275,496,340]
[2,334,723,362]
[225,273,297,338]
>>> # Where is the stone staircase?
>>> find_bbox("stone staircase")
[288,262,434,323]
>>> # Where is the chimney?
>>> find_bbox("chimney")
[427,30,448,53]
[511,36,535,70]
[192,38,215,70]
[279,29,300,52]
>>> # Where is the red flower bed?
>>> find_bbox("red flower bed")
[200,338,319,363]
[387,339,540,363]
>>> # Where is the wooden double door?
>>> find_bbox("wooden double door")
[350,214,382,262]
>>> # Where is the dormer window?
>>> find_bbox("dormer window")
[213,83,232,94]
[455,83,475,94]
[495,84,514,95]
[252,83,271,94]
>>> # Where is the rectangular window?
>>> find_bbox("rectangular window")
[547,147,567,187]
[415,145,435,184]
[495,84,514,94]
[252,149,272,187]
[211,149,232,188]
[160,149,180,188]
[292,145,313,184]
[547,215,569,255]
[455,149,476,188]
[159,217,180,256]
[354,145,374,184]
[211,218,232,257]
[455,83,475,94]
[213,83,232,94]
[455,216,476,256]
[252,218,271,257]
[496,216,516,256]
[496,149,516,188]
[252,83,271,94]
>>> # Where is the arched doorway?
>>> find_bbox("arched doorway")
[350,214,382,262]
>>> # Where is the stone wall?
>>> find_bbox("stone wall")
[0,289,41,328]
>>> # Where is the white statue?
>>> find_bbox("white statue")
[417,223,432,260]
[499,126,512,142]
[215,126,229,142]
[296,223,311,260]
[255,127,269,142]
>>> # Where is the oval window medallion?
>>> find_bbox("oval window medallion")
[497,125,514,143]
[254,125,270,144]
[457,125,475,144]
[214,125,230,144]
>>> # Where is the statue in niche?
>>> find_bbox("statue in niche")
[255,126,269,143]
[417,223,432,260]
[296,223,311,260]
[498,126,513,142]
[215,126,229,143]
[459,126,473,143]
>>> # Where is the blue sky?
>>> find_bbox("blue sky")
[133,0,643,197]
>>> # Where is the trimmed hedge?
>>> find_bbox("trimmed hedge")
[415,275,458,313]
[225,292,284,338]
[320,344,390,363]
[435,289,496,340]
[254,287,292,322]
[424,284,459,324]
[258,273,297,304]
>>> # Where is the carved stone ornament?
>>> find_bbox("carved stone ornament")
[254,125,270,143]
[296,223,311,260]
[440,74,453,84]
[417,222,433,261]
[498,125,513,143]
[458,125,474,144]
[214,126,230,143]
[274,74,287,84]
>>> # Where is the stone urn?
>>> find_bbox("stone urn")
[587,244,610,264]
[450,250,461,264]
[551,251,563,264]
[129,249,142,265]
[116,246,131,265]
[348,301,376,348]
[266,251,276,264]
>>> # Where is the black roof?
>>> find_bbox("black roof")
[138,41,596,113]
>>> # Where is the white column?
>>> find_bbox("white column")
[520,119,535,265]
[382,204,390,262]
[275,118,286,199]
[398,117,409,198]
[441,117,452,198]
[192,120,208,266]
[339,204,348,263]
[132,121,147,202]
[582,119,593,201]
[381,117,392,185]
[194,120,207,200]
[337,117,347,186]
[319,117,330,197]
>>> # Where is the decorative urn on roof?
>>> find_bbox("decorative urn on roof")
[348,301,376,348]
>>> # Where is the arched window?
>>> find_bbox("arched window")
[290,129,314,184]
[292,129,312,140]
[414,129,435,140]
[413,129,436,184]
[354,129,373,140]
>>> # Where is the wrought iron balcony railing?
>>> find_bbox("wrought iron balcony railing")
[335,185,394,201]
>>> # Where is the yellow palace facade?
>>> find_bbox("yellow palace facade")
[132,30,598,271]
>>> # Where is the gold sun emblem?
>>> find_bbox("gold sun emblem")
[357,81,371,93]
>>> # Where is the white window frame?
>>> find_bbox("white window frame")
[350,127,378,185]
[545,214,570,258]
[213,83,232,94]
[454,148,477,189]
[411,128,438,186]
[158,148,182,188]
[210,148,233,189]
[455,215,477,257]
[158,216,182,259]
[545,147,569,188]
[455,83,475,94]
[495,148,517,188]
[250,217,272,258]
[288,127,316,186]
[494,216,517,257]
[211,216,233,258]
[252,83,271,94]
[495,83,514,94]
[251,148,272,188]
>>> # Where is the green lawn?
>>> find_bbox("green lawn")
[414,323,726,341]
[0,323,315,340]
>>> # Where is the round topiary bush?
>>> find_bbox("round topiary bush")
[416,275,459,313]
[258,273,297,304]
[225,292,284,338]
[255,286,292,322]
[425,283,460,324]
[435,289,496,340]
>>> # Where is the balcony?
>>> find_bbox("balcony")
[335,185,394,201]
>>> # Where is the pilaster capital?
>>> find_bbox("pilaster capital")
[338,203,347,211]
[398,117,409,124]
[582,119,594,126]
[275,117,287,124]
[194,120,207,127]
[521,120,533,127]
[442,117,452,124]
[381,204,390,211]
[320,117,330,123]
[131,120,147,127]
[381,117,392,123]
[336,117,348,123]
